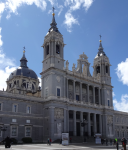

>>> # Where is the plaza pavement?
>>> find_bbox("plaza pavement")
[0,143,126,150]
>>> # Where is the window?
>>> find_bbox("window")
[46,45,49,55]
[108,100,110,106]
[96,66,100,73]
[25,127,31,137]
[27,106,31,114]
[117,131,119,137]
[106,66,108,73]
[0,103,2,111]
[12,119,17,123]
[26,120,30,123]
[56,45,60,54]
[13,104,18,112]
[0,126,2,137]
[11,126,17,137]
[76,95,79,101]
[57,88,60,97]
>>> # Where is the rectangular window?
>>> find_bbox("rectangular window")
[76,95,79,101]
[57,88,60,97]
[11,126,17,137]
[25,127,31,137]
[0,126,2,137]
[117,131,119,137]
[26,120,30,123]
[108,100,110,106]
[12,119,17,123]
[27,106,31,114]
[0,103,2,111]
[13,104,18,112]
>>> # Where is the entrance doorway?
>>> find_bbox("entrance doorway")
[76,122,80,136]
[91,126,94,136]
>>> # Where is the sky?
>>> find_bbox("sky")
[0,0,128,112]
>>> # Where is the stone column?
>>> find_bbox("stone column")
[49,107,55,141]
[99,114,102,135]
[63,76,65,98]
[93,86,95,104]
[64,109,67,132]
[67,79,68,98]
[98,87,100,105]
[67,110,69,132]
[88,112,91,136]
[73,80,75,100]
[102,114,107,137]
[93,113,96,134]
[80,82,82,101]
[113,115,115,136]
[73,111,76,136]
[41,76,44,98]
[87,84,89,102]
[80,112,83,136]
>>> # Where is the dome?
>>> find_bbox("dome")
[8,50,38,80]
[9,67,38,80]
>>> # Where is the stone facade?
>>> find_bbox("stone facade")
[0,13,128,143]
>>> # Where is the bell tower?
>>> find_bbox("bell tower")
[42,7,65,72]
[93,36,111,85]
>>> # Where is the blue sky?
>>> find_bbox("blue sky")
[0,0,128,112]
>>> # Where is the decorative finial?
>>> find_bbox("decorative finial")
[99,35,102,42]
[52,6,55,16]
[23,46,26,53]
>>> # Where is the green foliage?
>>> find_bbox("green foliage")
[22,137,32,143]
[10,138,18,144]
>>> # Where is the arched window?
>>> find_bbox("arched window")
[106,66,108,73]
[56,45,60,54]
[96,66,100,73]
[46,45,49,55]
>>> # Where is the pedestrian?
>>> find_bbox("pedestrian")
[70,137,72,143]
[116,141,119,150]
[50,138,52,145]
[47,138,49,145]
[60,139,62,144]
[106,139,108,146]
[0,136,12,148]
[122,138,127,150]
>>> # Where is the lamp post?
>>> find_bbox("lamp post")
[0,126,7,140]
[81,119,86,142]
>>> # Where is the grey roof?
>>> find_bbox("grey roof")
[9,52,38,80]
[9,67,38,80]
[97,42,106,57]
[47,14,61,34]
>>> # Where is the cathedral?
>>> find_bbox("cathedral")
[0,11,128,143]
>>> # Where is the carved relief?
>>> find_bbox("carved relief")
[56,76,61,82]
[107,90,110,96]
[54,108,64,119]
[69,85,73,91]
[66,60,69,70]
[45,76,49,82]
[107,115,113,124]
[76,85,79,93]
[69,92,72,99]
[83,64,87,76]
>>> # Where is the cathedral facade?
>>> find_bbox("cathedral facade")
[0,12,128,142]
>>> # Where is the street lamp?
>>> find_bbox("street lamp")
[80,119,86,142]
[0,126,7,140]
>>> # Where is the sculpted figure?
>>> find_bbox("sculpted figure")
[66,60,69,70]
[83,64,87,76]
[72,63,75,71]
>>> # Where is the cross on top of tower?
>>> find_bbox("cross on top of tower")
[99,35,102,43]
[23,46,26,53]
[52,7,55,13]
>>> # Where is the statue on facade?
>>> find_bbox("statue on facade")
[83,64,87,76]
[66,60,69,70]
[72,63,76,72]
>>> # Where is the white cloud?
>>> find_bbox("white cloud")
[64,12,79,32]
[0,28,3,47]
[38,77,41,87]
[113,94,128,112]
[112,92,115,97]
[0,3,5,20]
[64,0,93,32]
[116,58,128,86]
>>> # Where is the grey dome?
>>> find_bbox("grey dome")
[9,67,38,80]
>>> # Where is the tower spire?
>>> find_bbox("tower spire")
[97,35,106,56]
[48,7,61,34]
[20,47,28,68]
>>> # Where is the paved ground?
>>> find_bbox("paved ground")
[0,143,126,150]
